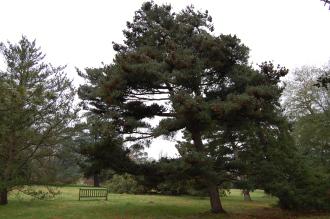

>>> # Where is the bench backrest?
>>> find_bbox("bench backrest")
[79,188,108,200]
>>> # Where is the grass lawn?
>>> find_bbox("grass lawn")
[0,187,329,219]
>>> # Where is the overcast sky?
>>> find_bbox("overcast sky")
[1,0,330,158]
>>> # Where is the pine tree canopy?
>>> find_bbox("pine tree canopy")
[80,2,288,140]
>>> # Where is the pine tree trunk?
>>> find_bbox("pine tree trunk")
[191,130,226,214]
[208,184,225,213]
[93,173,100,187]
[243,189,252,201]
[0,188,8,205]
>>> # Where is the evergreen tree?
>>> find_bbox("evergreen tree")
[79,2,288,213]
[0,36,77,205]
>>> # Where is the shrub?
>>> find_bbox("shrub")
[104,174,145,194]
[265,161,330,211]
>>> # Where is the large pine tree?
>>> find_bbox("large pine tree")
[79,2,288,213]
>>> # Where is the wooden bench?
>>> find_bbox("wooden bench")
[78,188,108,200]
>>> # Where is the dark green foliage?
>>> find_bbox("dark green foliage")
[236,118,330,210]
[294,110,330,169]
[138,158,194,195]
[76,115,136,183]
[117,157,209,196]
[264,158,330,210]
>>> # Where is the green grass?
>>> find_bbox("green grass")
[0,187,329,219]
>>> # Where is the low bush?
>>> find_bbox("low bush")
[104,174,145,194]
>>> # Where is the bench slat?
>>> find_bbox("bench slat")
[78,188,108,200]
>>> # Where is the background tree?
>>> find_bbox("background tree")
[0,36,77,205]
[282,65,330,169]
[282,65,329,120]
[79,2,289,213]
[273,65,330,210]
[76,115,107,187]
[47,139,82,184]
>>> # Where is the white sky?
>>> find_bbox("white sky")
[1,0,330,158]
